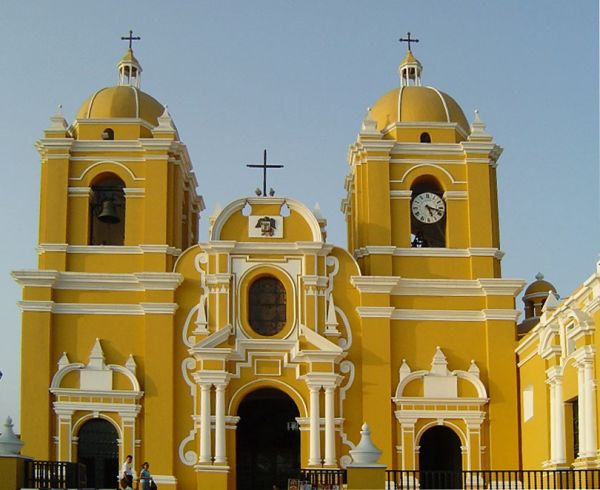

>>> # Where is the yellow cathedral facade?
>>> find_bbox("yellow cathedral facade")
[11,41,600,490]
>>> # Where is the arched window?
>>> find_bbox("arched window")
[410,177,446,248]
[248,276,286,336]
[420,132,431,143]
[89,174,125,245]
[102,128,114,140]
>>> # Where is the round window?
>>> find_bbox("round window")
[248,277,287,336]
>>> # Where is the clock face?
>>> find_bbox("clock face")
[411,192,445,224]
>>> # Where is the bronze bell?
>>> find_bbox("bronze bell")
[97,200,120,224]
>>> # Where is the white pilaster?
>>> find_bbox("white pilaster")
[309,386,321,465]
[584,361,597,456]
[324,386,336,466]
[214,383,227,464]
[199,383,212,463]
[553,375,566,463]
[577,364,586,458]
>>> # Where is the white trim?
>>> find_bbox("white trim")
[36,244,182,256]
[444,190,468,200]
[390,190,413,199]
[140,303,179,314]
[18,301,178,315]
[395,163,459,185]
[390,308,520,322]
[355,307,395,318]
[350,276,524,297]
[69,160,143,182]
[13,270,182,291]
[68,187,92,197]
[354,246,504,260]
[210,197,323,242]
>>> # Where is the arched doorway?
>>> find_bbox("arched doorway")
[419,425,462,489]
[77,418,119,489]
[236,388,300,490]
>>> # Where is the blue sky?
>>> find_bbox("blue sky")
[0,1,598,428]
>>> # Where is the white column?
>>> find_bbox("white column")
[309,386,321,466]
[214,384,227,464]
[577,364,587,458]
[324,386,336,466]
[554,376,566,463]
[199,383,212,463]
[584,361,597,456]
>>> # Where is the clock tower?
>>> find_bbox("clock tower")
[344,48,503,280]
[342,45,524,470]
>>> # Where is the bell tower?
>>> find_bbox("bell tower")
[343,47,502,280]
[35,45,204,274]
[343,42,525,471]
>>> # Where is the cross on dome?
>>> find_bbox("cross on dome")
[398,32,423,87]
[117,30,143,88]
[121,30,141,50]
[399,32,419,51]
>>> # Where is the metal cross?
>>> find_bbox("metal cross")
[121,30,141,50]
[399,32,419,51]
[246,149,283,197]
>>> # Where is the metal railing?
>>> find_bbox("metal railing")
[24,460,87,489]
[296,468,347,488]
[386,469,600,489]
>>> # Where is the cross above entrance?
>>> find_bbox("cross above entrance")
[246,149,284,197]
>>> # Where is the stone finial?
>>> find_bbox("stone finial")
[360,107,379,135]
[45,104,69,134]
[87,338,106,370]
[324,294,341,337]
[349,423,383,466]
[399,359,411,382]
[0,417,24,455]
[542,290,560,312]
[468,109,493,142]
[430,346,449,376]
[125,354,137,375]
[156,105,176,131]
[468,360,480,378]
[58,352,70,370]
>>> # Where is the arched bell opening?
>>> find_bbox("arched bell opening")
[89,173,126,245]
[236,387,300,490]
[77,418,119,489]
[410,176,446,248]
[418,425,462,489]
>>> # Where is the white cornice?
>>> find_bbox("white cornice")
[391,142,464,155]
[390,190,413,199]
[37,244,182,256]
[13,270,183,292]
[12,270,60,287]
[140,303,179,314]
[351,277,399,294]
[356,306,395,318]
[354,246,504,260]
[391,308,520,322]
[199,241,333,256]
[444,190,468,200]
[18,301,178,315]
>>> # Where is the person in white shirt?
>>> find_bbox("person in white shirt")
[121,455,133,489]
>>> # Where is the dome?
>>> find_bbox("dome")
[76,86,164,126]
[370,85,470,135]
[524,273,557,297]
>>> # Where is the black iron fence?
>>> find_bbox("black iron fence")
[24,460,87,489]
[292,469,347,489]
[386,469,600,489]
